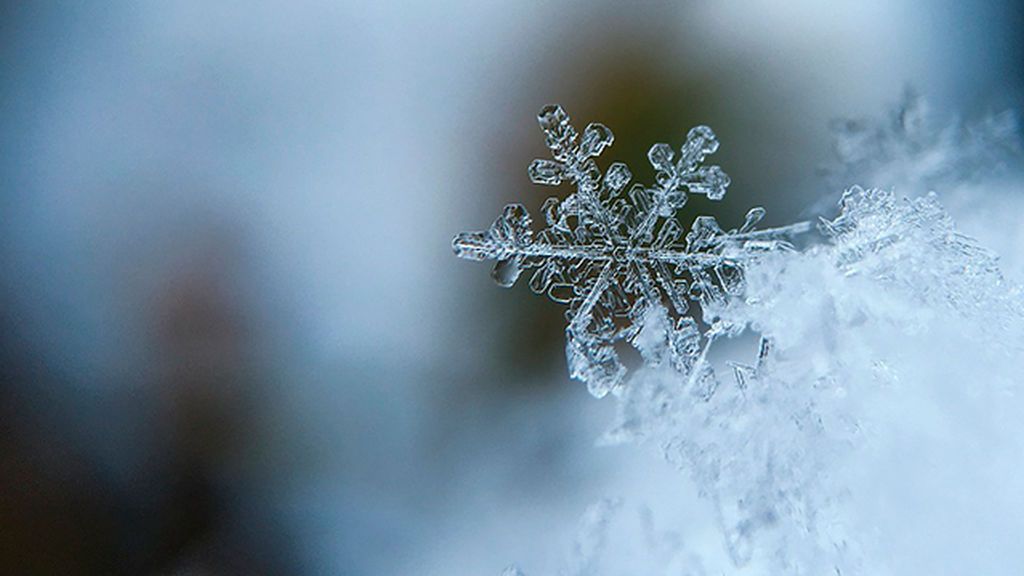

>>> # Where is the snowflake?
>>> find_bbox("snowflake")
[453,105,810,397]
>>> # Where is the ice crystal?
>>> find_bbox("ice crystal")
[453,105,810,398]
[454,100,1024,575]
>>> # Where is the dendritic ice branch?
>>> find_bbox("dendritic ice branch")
[453,105,810,397]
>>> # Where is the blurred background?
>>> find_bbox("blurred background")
[1,1,1022,574]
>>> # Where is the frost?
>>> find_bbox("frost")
[505,499,708,576]
[453,102,1024,574]
[453,105,810,398]
[605,185,1024,574]
[820,186,1004,310]
[822,89,1022,194]
[563,498,621,576]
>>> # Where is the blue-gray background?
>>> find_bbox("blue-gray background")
[1,2,1022,574]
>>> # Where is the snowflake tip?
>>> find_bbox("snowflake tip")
[451,231,491,261]
[528,158,564,185]
[538,104,575,158]
[579,122,614,158]
[451,203,533,265]
[683,125,720,160]
[648,142,675,173]
[604,162,632,192]
[696,165,730,200]
[537,103,568,130]
[742,207,766,232]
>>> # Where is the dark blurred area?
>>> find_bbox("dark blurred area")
[1,222,291,574]
[2,1,1022,574]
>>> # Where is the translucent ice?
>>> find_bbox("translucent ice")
[453,106,808,398]
[454,102,1024,575]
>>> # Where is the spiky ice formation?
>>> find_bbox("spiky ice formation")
[453,105,809,398]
